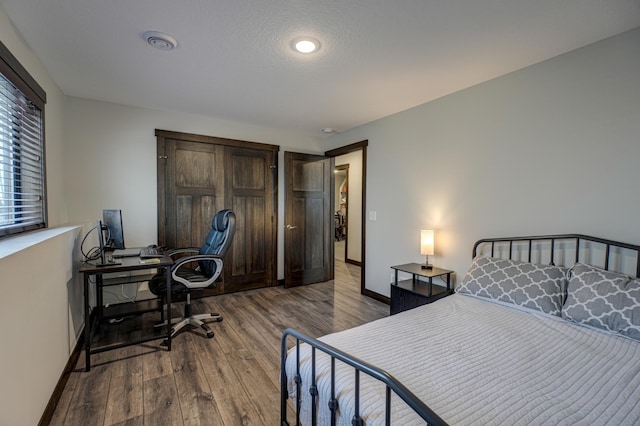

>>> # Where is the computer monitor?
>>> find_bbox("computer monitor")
[94,218,122,266]
[102,209,126,250]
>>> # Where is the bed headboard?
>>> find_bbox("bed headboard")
[473,234,640,278]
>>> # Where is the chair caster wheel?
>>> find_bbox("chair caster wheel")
[216,317,223,322]
[160,339,169,347]
[206,330,214,338]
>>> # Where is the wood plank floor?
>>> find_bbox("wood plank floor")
[50,251,389,425]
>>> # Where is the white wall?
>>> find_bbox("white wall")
[335,151,363,262]
[0,227,83,425]
[0,6,83,426]
[326,27,640,296]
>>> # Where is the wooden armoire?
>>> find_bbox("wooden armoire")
[156,129,278,295]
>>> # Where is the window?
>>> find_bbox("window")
[0,41,47,239]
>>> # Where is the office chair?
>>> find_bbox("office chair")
[149,209,236,341]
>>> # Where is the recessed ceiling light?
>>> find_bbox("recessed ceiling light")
[143,31,178,51]
[292,37,320,54]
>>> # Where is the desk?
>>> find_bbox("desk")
[80,253,173,371]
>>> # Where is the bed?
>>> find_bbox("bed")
[280,234,640,425]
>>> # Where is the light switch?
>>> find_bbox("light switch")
[369,211,377,221]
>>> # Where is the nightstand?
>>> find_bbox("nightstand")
[390,263,454,315]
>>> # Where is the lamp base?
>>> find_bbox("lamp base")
[421,263,433,270]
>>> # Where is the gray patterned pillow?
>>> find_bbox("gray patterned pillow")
[457,256,567,316]
[562,263,640,341]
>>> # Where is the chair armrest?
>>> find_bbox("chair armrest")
[171,254,224,289]
[168,247,200,259]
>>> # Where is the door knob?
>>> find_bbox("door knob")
[286,225,297,229]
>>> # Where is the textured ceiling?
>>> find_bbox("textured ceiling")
[1,0,639,136]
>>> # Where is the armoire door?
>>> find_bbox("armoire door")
[161,138,226,248]
[156,129,278,294]
[225,146,277,292]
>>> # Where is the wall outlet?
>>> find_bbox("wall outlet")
[369,211,377,221]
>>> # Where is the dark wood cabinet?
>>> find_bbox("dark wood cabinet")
[390,280,452,315]
[390,264,454,315]
[156,129,278,294]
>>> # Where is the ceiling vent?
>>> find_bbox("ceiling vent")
[143,31,178,51]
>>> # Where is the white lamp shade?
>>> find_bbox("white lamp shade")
[421,230,435,256]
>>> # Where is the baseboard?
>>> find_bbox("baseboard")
[38,325,85,426]
[363,288,390,305]
[345,258,361,266]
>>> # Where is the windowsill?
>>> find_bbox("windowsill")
[0,226,80,261]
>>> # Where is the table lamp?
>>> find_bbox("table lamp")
[421,229,434,270]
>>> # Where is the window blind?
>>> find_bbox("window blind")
[0,71,45,237]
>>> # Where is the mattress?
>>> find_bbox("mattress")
[285,294,640,425]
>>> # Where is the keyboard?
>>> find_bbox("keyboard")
[112,248,141,258]
[139,246,163,258]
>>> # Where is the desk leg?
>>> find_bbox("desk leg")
[446,273,451,292]
[84,273,91,372]
[428,277,433,297]
[165,265,172,351]
[96,274,104,334]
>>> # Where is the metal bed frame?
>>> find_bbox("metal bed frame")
[280,234,640,425]
[472,234,640,277]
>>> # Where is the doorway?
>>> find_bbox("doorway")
[325,141,379,301]
[332,156,362,267]
[332,159,358,294]
[334,164,348,263]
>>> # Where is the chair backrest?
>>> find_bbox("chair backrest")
[198,209,236,277]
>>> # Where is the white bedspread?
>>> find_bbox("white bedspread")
[285,294,640,425]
